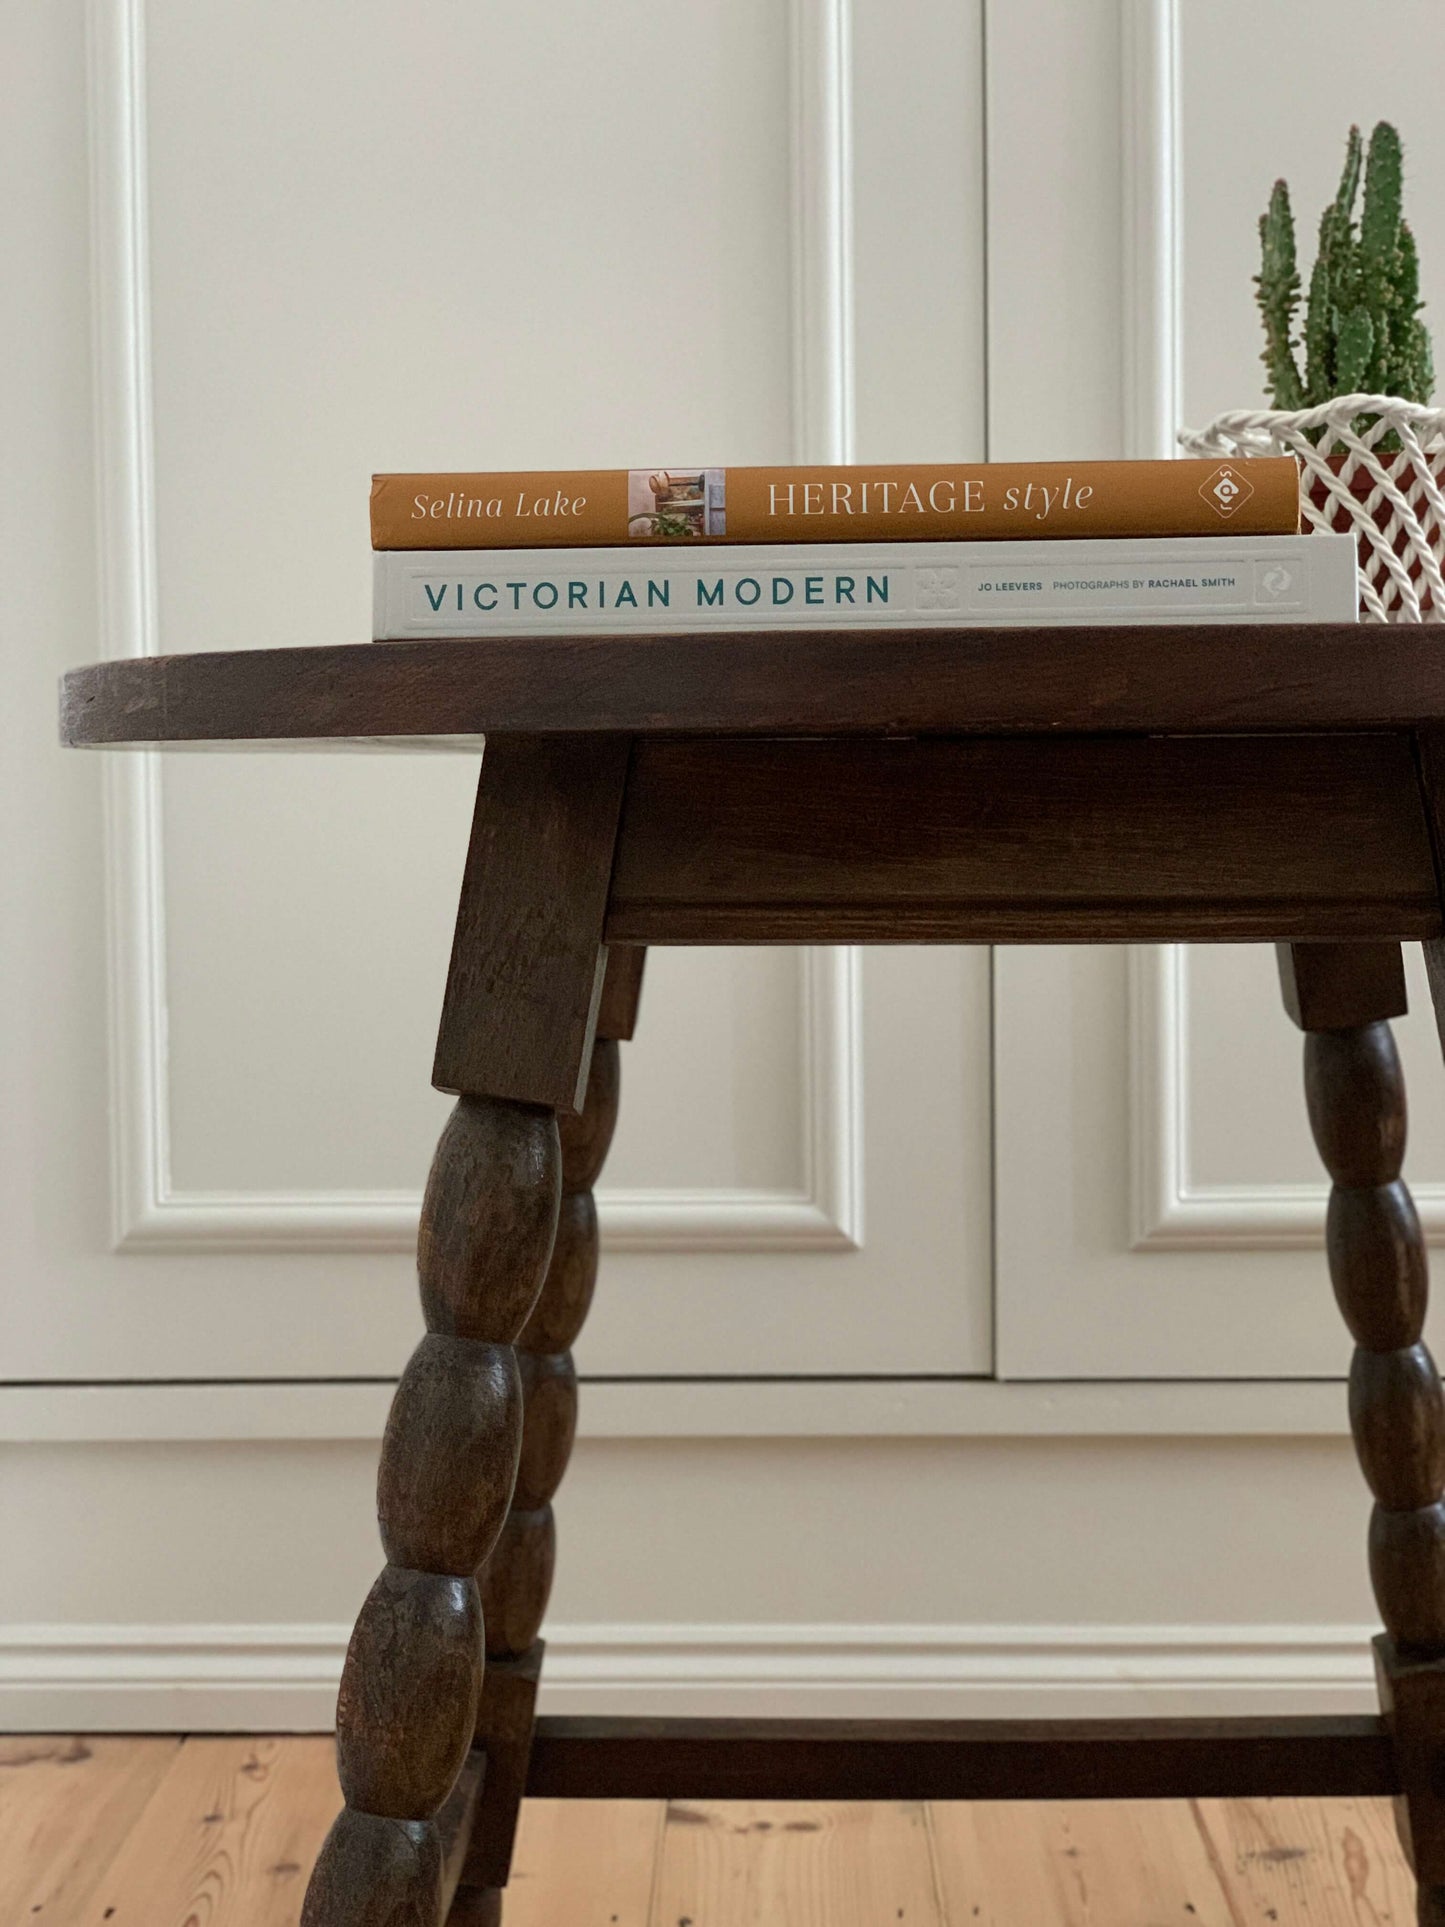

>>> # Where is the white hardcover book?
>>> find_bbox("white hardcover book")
[372,533,1358,638]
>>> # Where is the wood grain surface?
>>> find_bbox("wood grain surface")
[653,1799,946,1927]
[306,1090,563,1923]
[15,1740,1425,1927]
[461,1031,631,1915]
[595,947,646,1042]
[523,1713,1398,1800]
[606,732,1440,944]
[503,1798,664,1927]
[1278,941,1410,1033]
[0,1735,180,1922]
[432,737,628,1112]
[77,1736,339,1925]
[930,1798,1237,1925]
[1285,942,1445,1920]
[1193,1792,1418,1925]
[333,1567,482,1818]
[55,623,1445,746]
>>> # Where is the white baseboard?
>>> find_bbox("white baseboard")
[0,1621,1380,1730]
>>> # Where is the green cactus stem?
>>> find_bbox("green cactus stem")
[1255,180,1305,411]
[1254,120,1434,446]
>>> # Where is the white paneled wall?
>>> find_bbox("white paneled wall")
[72,0,991,1385]
[994,1,1445,1377]
[6,0,1441,1726]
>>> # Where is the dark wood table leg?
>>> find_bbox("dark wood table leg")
[302,741,631,1927]
[1280,940,1445,1925]
[450,950,645,1926]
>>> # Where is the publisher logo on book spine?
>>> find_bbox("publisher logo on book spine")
[1200,462,1254,519]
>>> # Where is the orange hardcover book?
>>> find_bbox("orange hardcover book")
[370,458,1298,550]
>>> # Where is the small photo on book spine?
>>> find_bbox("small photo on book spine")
[627,467,726,538]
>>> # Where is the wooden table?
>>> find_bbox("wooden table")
[61,621,1445,1927]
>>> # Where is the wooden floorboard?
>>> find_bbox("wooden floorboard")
[930,1797,1239,1925]
[1193,1793,1419,1925]
[73,1736,339,1926]
[0,1734,181,1923]
[505,1799,665,1926]
[2,1735,1424,1925]
[652,1800,947,1927]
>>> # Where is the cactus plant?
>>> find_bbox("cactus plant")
[1255,121,1434,438]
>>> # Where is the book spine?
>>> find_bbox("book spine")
[370,459,1300,551]
[373,534,1356,637]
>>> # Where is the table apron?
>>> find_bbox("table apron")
[603,731,1444,945]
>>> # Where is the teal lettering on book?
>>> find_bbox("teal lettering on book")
[415,566,913,619]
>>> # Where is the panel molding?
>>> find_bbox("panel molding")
[0,1618,1378,1729]
[116,945,863,1253]
[1111,1,1421,1256]
[87,0,169,1264]
[0,1375,1355,1444]
[1119,0,1181,463]
[790,0,855,466]
[1131,943,1445,1249]
[90,0,865,1259]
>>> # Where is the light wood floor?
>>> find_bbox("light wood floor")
[1,1733,1422,1924]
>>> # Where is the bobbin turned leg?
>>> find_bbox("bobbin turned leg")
[450,949,644,1926]
[303,1100,560,1927]
[1280,940,1445,1925]
[302,739,631,1927]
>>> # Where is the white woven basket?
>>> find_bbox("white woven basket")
[1181,395,1445,622]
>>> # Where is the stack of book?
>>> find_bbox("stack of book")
[369,459,1358,639]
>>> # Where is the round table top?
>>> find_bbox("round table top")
[58,621,1441,747]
